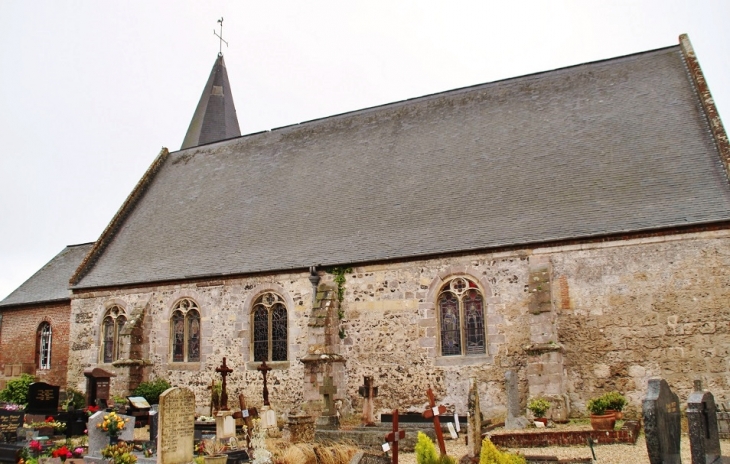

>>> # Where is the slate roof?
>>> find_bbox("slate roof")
[1,243,94,307]
[181,54,241,149]
[73,44,730,289]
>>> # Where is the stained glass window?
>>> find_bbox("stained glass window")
[37,322,52,370]
[438,277,486,356]
[170,298,201,362]
[101,306,126,363]
[252,292,288,362]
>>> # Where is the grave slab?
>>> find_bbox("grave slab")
[643,379,681,464]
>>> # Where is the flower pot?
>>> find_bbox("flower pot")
[109,435,119,445]
[534,417,548,426]
[204,455,228,464]
[605,409,623,420]
[590,413,616,431]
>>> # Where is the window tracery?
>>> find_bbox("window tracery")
[37,322,52,370]
[101,306,126,363]
[252,292,287,362]
[437,277,486,356]
[170,298,201,362]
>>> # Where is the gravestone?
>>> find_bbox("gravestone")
[504,370,529,430]
[643,379,681,464]
[0,410,23,442]
[687,380,729,464]
[149,405,158,443]
[157,387,195,464]
[467,377,482,460]
[26,382,60,415]
[87,411,135,456]
[316,376,339,429]
[359,376,378,426]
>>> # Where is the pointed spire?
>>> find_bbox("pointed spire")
[181,54,241,149]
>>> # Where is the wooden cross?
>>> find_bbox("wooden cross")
[214,17,228,55]
[215,357,233,411]
[422,388,448,456]
[236,393,259,447]
[384,409,406,464]
[319,376,338,415]
[257,360,272,406]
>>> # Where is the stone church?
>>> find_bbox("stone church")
[1,34,729,422]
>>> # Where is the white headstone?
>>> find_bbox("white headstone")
[215,411,236,439]
[158,387,196,464]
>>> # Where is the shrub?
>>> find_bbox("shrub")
[131,379,171,405]
[64,387,86,410]
[586,397,609,415]
[0,373,35,405]
[602,391,627,411]
[480,437,526,464]
[527,397,551,418]
[414,431,456,464]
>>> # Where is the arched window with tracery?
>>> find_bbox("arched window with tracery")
[252,292,288,362]
[36,322,52,370]
[437,276,486,356]
[170,298,201,363]
[101,306,126,363]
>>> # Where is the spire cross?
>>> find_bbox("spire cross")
[214,17,228,56]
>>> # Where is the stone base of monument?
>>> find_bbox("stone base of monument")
[315,414,340,430]
[488,420,641,448]
[349,451,390,464]
[316,422,458,452]
[258,406,277,430]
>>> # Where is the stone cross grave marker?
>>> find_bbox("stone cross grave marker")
[158,387,195,464]
[422,388,447,457]
[257,360,272,406]
[643,379,681,464]
[504,370,528,430]
[215,357,233,411]
[468,377,482,459]
[87,411,135,456]
[359,376,378,426]
[384,409,406,464]
[687,380,730,464]
[320,376,338,416]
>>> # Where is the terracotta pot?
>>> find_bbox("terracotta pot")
[590,413,616,431]
[534,417,548,426]
[605,409,623,420]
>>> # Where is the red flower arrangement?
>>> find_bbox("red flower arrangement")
[52,445,73,461]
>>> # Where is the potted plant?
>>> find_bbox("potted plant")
[96,411,130,445]
[602,391,627,419]
[202,438,227,464]
[586,396,615,431]
[527,397,551,425]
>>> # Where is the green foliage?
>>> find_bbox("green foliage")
[602,391,627,411]
[131,379,171,405]
[586,396,608,415]
[414,432,456,464]
[328,267,352,309]
[479,438,526,464]
[0,373,35,405]
[527,397,551,418]
[64,387,86,410]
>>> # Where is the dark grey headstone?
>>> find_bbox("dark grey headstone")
[149,411,158,443]
[0,411,24,438]
[26,382,60,415]
[643,379,681,464]
[687,381,728,464]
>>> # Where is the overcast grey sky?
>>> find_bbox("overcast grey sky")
[1,1,728,299]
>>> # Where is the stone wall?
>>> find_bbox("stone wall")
[0,301,71,388]
[65,229,730,421]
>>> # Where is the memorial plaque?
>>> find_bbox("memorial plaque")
[26,382,60,415]
[0,411,23,435]
[157,387,195,464]
[643,379,681,464]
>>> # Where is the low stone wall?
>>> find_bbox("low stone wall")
[488,421,641,448]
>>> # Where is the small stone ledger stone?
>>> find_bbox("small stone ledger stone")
[643,379,681,464]
[687,380,730,464]
[157,387,195,464]
[87,411,136,457]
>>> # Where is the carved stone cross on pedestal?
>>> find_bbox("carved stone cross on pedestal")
[320,376,338,415]
[215,357,233,410]
[422,388,448,456]
[384,409,406,464]
[359,376,378,426]
[257,360,272,406]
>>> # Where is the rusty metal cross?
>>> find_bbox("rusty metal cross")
[384,409,406,464]
[215,357,233,410]
[422,388,448,456]
[257,360,272,406]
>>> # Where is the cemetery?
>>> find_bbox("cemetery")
[1,365,730,464]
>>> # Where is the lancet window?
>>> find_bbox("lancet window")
[101,306,126,363]
[37,322,52,370]
[252,292,288,362]
[437,276,486,356]
[170,298,201,363]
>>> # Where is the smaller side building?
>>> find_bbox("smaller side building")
[0,243,94,389]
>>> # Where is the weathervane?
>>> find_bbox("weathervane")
[214,17,228,56]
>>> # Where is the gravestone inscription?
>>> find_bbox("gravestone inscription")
[687,380,729,464]
[0,411,23,441]
[158,387,195,464]
[643,379,681,464]
[26,382,60,415]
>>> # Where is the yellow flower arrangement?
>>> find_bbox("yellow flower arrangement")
[96,411,129,437]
